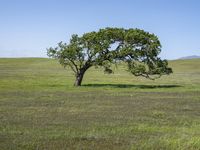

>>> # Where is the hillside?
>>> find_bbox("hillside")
[178,55,200,60]
[0,58,200,149]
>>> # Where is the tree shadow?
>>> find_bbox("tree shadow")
[82,83,182,89]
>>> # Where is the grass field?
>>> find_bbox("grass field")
[0,58,200,150]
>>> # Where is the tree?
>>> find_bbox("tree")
[47,28,172,86]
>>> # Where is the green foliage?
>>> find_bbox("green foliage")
[47,28,172,86]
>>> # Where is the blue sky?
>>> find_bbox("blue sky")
[0,0,200,59]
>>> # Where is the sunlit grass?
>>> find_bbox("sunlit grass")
[0,58,200,149]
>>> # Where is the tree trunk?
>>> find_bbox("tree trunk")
[74,64,91,86]
[74,72,84,86]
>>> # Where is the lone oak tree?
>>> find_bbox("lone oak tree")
[47,28,172,86]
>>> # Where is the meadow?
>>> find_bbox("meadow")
[0,58,200,150]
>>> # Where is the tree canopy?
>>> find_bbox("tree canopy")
[47,27,172,86]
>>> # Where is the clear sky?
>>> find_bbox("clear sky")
[0,0,200,59]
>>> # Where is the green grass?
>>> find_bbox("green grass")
[0,58,200,150]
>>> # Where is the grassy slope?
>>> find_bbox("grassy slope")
[0,58,200,150]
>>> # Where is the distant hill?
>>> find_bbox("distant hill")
[178,55,200,60]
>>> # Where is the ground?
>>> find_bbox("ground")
[0,58,200,150]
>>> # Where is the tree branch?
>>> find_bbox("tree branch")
[68,59,79,73]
